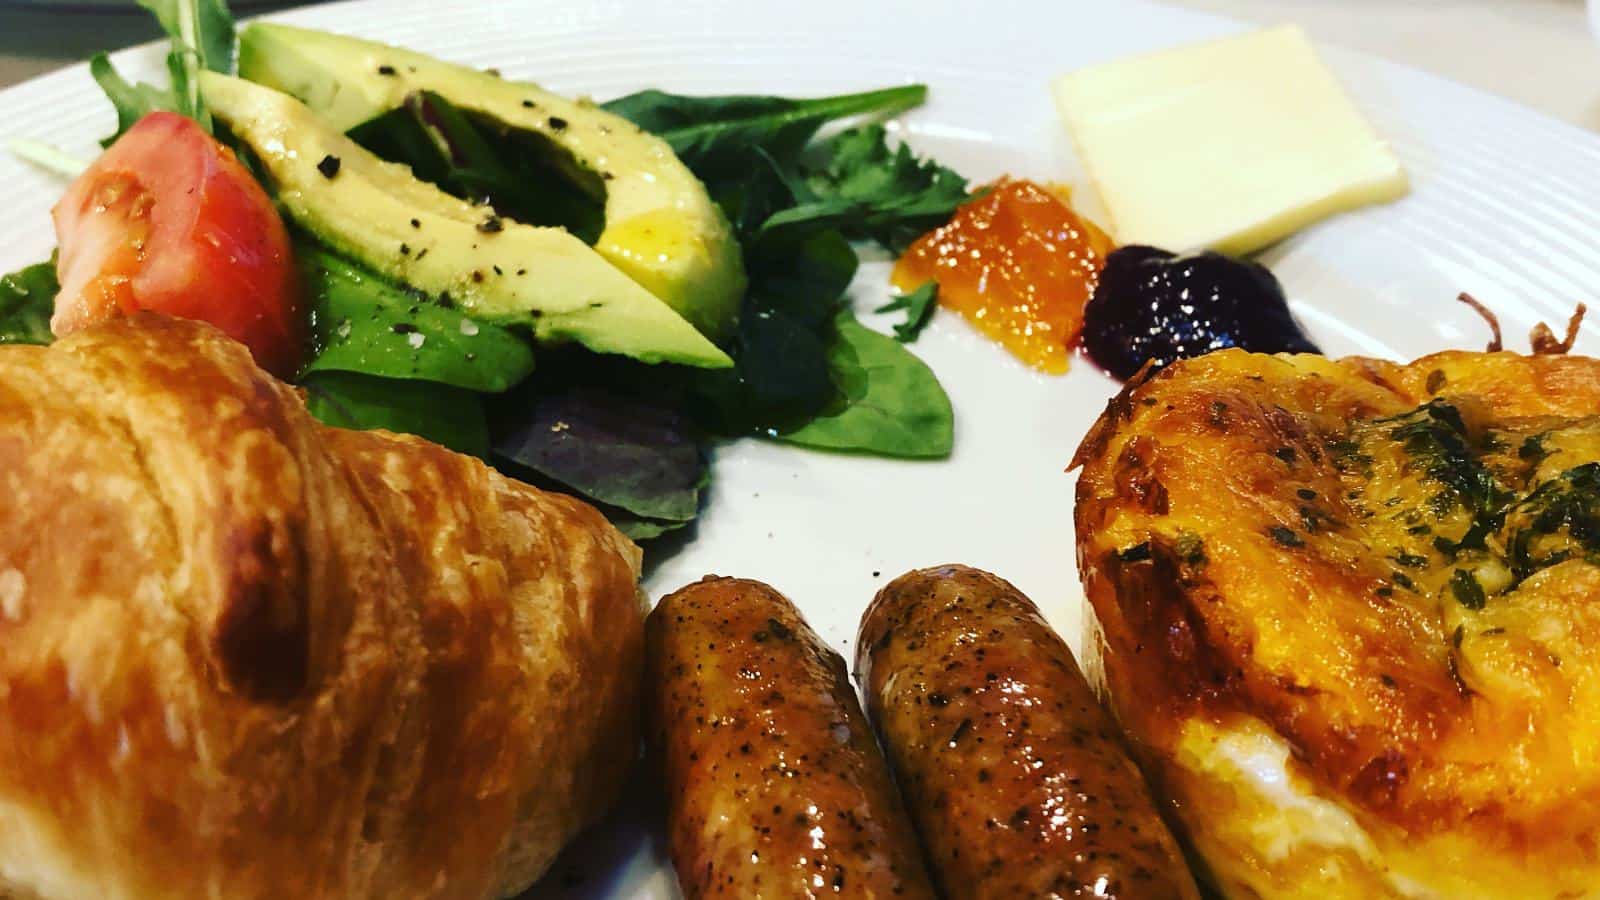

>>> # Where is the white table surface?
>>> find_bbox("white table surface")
[1,0,1596,132]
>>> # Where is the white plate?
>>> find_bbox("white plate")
[4,0,1600,896]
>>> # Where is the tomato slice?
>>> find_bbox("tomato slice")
[52,111,303,377]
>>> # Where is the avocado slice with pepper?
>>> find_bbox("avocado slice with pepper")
[200,72,731,369]
[236,22,744,343]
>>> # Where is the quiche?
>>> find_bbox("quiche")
[1073,347,1600,898]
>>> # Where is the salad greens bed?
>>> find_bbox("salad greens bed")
[1,0,973,541]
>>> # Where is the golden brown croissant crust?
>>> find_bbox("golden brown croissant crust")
[1074,348,1600,898]
[0,315,644,900]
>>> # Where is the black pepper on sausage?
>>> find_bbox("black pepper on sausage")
[648,576,937,899]
[856,565,1201,899]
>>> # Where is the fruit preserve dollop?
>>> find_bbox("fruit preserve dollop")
[892,179,1114,374]
[1080,245,1319,380]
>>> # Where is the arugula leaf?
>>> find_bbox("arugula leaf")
[779,311,952,458]
[492,383,707,523]
[347,92,606,243]
[875,281,938,343]
[299,246,535,393]
[90,55,184,147]
[762,125,972,253]
[0,260,58,346]
[303,370,490,457]
[806,126,969,222]
[137,0,235,80]
[602,85,925,175]
[91,0,236,144]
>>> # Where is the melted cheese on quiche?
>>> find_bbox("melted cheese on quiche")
[1074,348,1600,898]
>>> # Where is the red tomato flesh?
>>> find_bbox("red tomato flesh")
[52,111,303,377]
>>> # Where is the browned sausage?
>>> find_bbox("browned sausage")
[647,576,937,899]
[856,565,1200,900]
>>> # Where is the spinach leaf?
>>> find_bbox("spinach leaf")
[688,228,857,434]
[779,311,952,458]
[601,85,925,175]
[492,383,707,523]
[607,84,962,459]
[705,148,802,241]
[347,92,606,243]
[299,246,535,393]
[749,227,858,329]
[0,260,58,346]
[719,306,836,415]
[874,281,938,343]
[302,370,490,457]
[91,0,236,144]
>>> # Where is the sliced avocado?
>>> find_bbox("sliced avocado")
[200,73,731,369]
[237,22,744,342]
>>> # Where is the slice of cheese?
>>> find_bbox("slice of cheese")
[1052,25,1408,256]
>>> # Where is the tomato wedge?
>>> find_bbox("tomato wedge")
[52,111,303,377]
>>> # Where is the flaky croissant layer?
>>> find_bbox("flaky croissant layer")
[0,315,645,900]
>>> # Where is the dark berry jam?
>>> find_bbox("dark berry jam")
[1080,245,1319,380]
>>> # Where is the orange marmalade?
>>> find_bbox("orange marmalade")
[892,178,1114,373]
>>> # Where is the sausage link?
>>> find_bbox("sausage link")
[648,576,937,899]
[856,565,1200,900]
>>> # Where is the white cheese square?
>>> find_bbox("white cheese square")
[1053,25,1408,256]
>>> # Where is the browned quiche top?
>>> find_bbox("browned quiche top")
[1074,348,1600,850]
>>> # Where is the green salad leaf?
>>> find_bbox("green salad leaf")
[347,91,605,243]
[704,147,801,241]
[749,226,860,319]
[488,349,710,539]
[875,281,938,343]
[303,370,490,457]
[89,56,186,146]
[90,0,236,144]
[601,85,925,174]
[604,85,965,461]
[138,0,236,81]
[754,125,972,256]
[687,228,857,434]
[299,246,535,393]
[9,0,976,546]
[779,311,952,458]
[0,260,58,346]
[784,124,973,253]
[607,513,690,542]
[492,383,707,523]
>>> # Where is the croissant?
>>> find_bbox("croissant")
[0,315,645,899]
